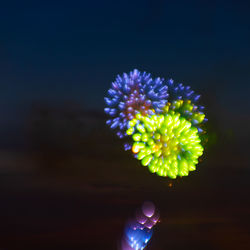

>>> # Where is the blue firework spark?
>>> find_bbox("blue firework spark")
[104,69,168,139]
[165,78,200,103]
[165,79,207,132]
[125,226,153,250]
[121,201,159,249]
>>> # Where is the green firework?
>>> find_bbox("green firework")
[163,100,205,131]
[127,112,204,178]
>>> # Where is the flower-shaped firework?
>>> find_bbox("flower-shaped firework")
[163,99,206,133]
[165,79,207,133]
[105,69,207,178]
[104,69,168,139]
[127,112,203,178]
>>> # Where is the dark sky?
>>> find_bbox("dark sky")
[1,0,250,114]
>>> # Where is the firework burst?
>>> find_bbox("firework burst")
[105,70,207,179]
[104,69,168,139]
[127,112,204,178]
[165,79,207,132]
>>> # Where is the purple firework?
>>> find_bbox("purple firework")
[104,69,168,140]
[165,78,200,104]
[165,79,208,128]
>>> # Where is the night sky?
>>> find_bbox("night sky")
[0,1,250,249]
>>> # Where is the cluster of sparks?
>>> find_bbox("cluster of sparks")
[105,69,207,179]
[104,69,168,139]
[121,201,159,250]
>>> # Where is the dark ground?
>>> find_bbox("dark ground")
[0,107,249,250]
